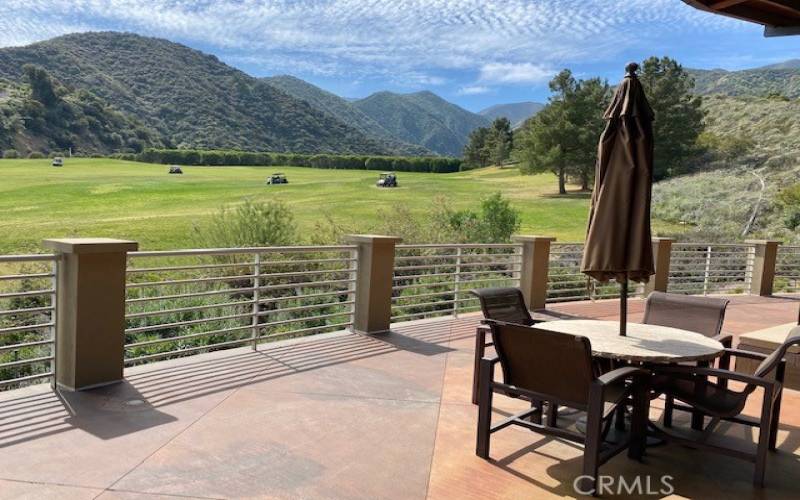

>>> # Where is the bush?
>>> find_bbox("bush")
[2,149,18,158]
[27,151,45,159]
[193,199,297,248]
[133,148,461,173]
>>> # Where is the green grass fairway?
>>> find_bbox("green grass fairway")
[0,158,670,253]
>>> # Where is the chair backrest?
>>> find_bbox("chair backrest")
[487,321,595,407]
[754,327,800,381]
[471,288,534,326]
[643,292,729,338]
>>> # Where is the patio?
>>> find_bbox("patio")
[1,294,798,499]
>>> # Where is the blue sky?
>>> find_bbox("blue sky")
[1,0,798,112]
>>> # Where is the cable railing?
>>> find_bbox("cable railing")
[546,243,636,303]
[0,254,58,389]
[547,243,590,303]
[775,245,800,294]
[124,245,357,365]
[391,244,521,322]
[668,243,754,295]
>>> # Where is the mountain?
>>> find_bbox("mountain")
[478,101,544,128]
[352,91,490,156]
[263,75,430,156]
[0,70,164,155]
[0,32,398,155]
[689,60,800,98]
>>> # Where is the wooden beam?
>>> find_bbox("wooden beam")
[710,0,748,10]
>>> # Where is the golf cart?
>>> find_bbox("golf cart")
[376,172,398,188]
[51,157,63,167]
[267,173,288,184]
[168,165,183,174]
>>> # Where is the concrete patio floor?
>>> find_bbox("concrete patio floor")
[1,295,799,499]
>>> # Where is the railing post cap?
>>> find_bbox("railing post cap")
[43,238,139,254]
[513,235,557,243]
[652,237,675,243]
[745,239,782,246]
[345,234,403,244]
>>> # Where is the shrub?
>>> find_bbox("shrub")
[2,149,18,158]
[132,149,461,173]
[27,151,45,159]
[193,199,297,248]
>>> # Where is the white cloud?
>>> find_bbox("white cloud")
[0,0,746,85]
[458,85,491,95]
[478,63,554,84]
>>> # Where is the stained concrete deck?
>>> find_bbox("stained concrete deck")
[0,295,798,499]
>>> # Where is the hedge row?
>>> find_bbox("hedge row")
[116,149,462,173]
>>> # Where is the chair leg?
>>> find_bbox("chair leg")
[663,395,674,428]
[614,405,626,431]
[472,328,487,405]
[754,388,774,487]
[691,361,709,431]
[581,396,603,495]
[547,401,558,428]
[476,358,494,459]
[628,380,648,460]
[769,391,782,451]
[530,399,543,425]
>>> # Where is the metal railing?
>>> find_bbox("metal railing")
[0,254,58,389]
[775,245,800,294]
[546,243,637,303]
[668,243,754,295]
[124,246,357,365]
[391,244,521,322]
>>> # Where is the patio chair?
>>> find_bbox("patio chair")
[643,292,731,428]
[650,328,800,487]
[476,320,649,493]
[470,288,542,405]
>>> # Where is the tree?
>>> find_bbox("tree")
[514,70,609,193]
[639,57,704,180]
[488,117,513,166]
[23,65,59,107]
[463,126,491,169]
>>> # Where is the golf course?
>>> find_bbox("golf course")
[0,158,675,253]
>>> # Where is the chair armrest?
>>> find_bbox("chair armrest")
[595,366,648,386]
[722,347,769,361]
[481,355,501,366]
[653,365,776,390]
[714,333,733,348]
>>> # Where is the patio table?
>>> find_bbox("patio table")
[536,319,724,364]
[537,319,725,441]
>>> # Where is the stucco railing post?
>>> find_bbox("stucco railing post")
[644,237,675,295]
[42,238,138,391]
[346,235,402,334]
[513,236,556,311]
[746,240,781,296]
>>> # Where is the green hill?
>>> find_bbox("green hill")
[0,70,163,155]
[263,75,431,156]
[0,32,396,155]
[690,62,800,98]
[352,91,490,156]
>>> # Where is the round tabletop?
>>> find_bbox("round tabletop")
[535,319,724,363]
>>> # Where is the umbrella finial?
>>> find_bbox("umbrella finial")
[625,62,639,76]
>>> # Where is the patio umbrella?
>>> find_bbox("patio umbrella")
[580,62,655,336]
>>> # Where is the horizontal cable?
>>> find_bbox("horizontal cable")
[0,306,54,317]
[130,245,355,258]
[0,339,54,353]
[0,372,53,387]
[0,322,55,335]
[0,355,53,369]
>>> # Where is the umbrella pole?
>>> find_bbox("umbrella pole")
[620,280,628,336]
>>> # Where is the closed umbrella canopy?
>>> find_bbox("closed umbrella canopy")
[581,62,655,334]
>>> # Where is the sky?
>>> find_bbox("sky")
[1,0,798,112]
